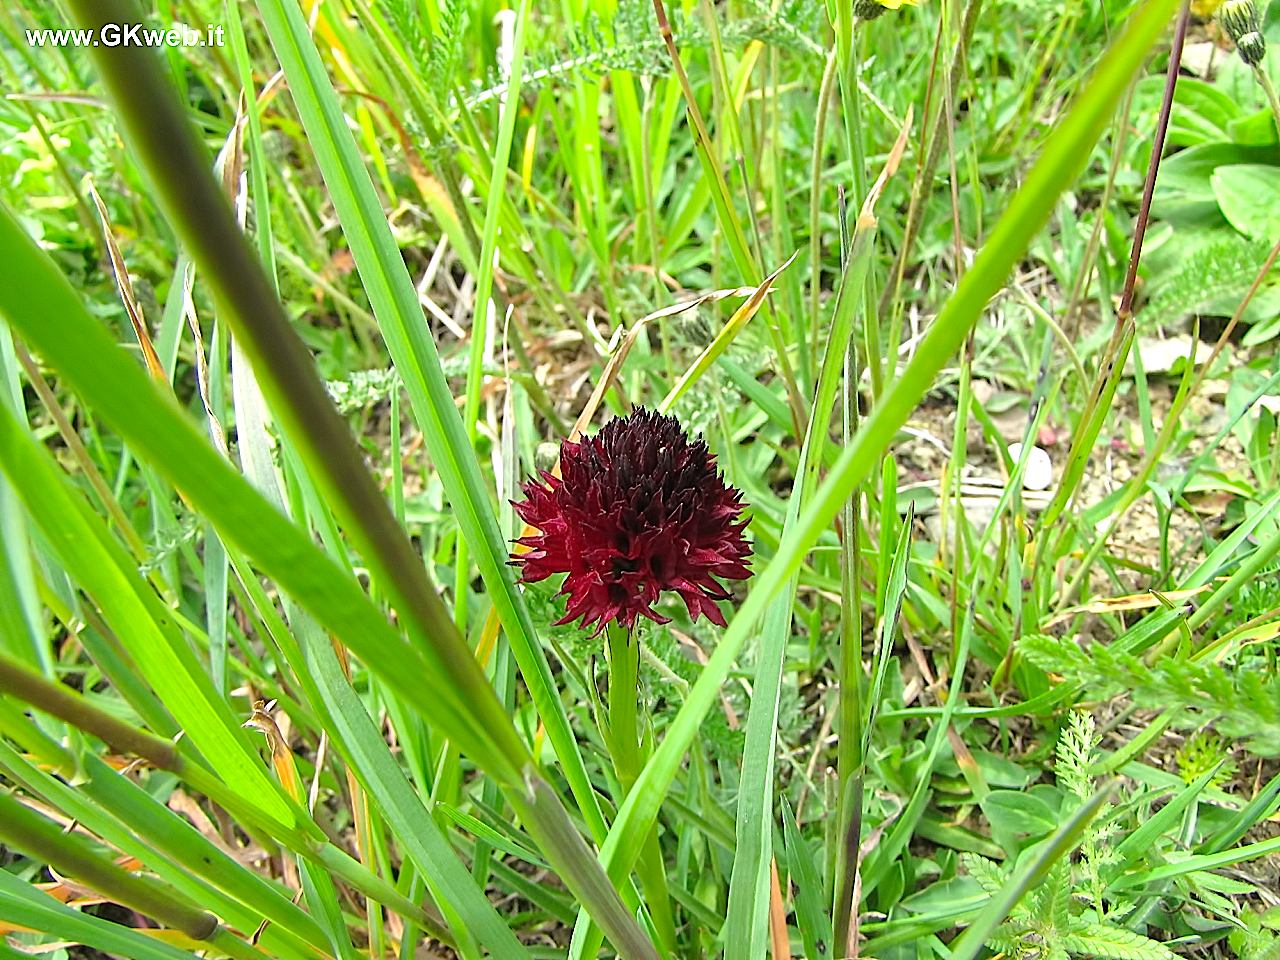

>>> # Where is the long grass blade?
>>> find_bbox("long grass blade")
[572,0,1180,942]
[249,0,613,850]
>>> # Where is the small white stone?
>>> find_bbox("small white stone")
[1009,442,1053,491]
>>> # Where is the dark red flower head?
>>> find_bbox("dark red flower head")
[511,409,752,636]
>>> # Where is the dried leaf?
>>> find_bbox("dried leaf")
[88,180,165,381]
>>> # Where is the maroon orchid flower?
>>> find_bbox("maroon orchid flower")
[511,409,752,636]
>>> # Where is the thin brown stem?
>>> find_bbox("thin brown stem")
[879,0,983,320]
[0,656,180,770]
[1117,0,1191,321]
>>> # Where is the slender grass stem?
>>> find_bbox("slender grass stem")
[1254,65,1280,139]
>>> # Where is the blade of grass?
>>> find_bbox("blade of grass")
[0,869,208,960]
[455,0,532,642]
[214,77,521,954]
[0,397,298,828]
[781,797,833,960]
[722,141,901,958]
[0,201,513,804]
[658,252,797,415]
[0,791,264,960]
[567,0,1180,949]
[0,740,326,960]
[0,652,460,940]
[36,0,655,950]
[650,0,807,434]
[1109,761,1222,872]
[834,504,914,952]
[249,0,615,853]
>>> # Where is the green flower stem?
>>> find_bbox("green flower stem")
[1253,65,1280,140]
[606,622,678,954]
[606,623,642,784]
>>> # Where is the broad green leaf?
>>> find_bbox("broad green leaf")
[1212,164,1280,242]
[981,790,1060,839]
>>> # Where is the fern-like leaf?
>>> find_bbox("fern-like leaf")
[1055,710,1099,801]
[962,853,1009,899]
[1031,860,1074,935]
[1139,233,1275,326]
[1062,922,1176,960]
[1022,635,1280,754]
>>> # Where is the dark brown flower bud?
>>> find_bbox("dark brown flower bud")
[853,0,891,19]
[511,409,751,635]
[853,0,919,18]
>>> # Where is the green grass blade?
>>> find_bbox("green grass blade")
[0,200,513,789]
[578,0,1180,919]
[0,397,297,829]
[781,796,834,960]
[1200,770,1280,854]
[0,790,263,960]
[251,0,611,846]
[303,622,532,959]
[1111,834,1280,888]
[219,218,523,954]
[297,862,361,960]
[722,214,878,960]
[39,0,655,947]
[61,0,530,783]
[1110,762,1222,872]
[464,0,530,438]
[0,333,44,674]
[0,870,205,960]
[0,740,326,959]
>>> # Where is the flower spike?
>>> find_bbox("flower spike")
[511,409,752,636]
